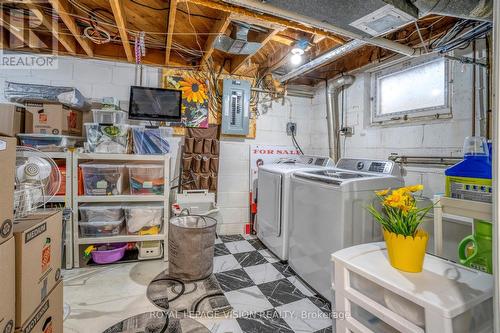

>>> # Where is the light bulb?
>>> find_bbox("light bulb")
[290,53,302,65]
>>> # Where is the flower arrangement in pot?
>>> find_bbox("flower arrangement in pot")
[367,185,433,273]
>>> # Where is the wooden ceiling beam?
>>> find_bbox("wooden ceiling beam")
[271,34,295,46]
[0,10,45,49]
[109,0,133,62]
[183,0,345,44]
[24,1,77,55]
[200,12,231,66]
[230,28,280,74]
[165,0,178,65]
[48,0,93,56]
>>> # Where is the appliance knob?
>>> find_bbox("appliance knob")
[356,162,364,170]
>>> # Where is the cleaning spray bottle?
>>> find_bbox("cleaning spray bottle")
[458,220,492,273]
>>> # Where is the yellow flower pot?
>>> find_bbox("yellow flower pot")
[383,229,429,273]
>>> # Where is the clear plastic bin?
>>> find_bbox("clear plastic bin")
[85,123,129,154]
[124,203,164,234]
[18,133,84,149]
[79,203,123,222]
[92,109,127,124]
[126,164,164,195]
[80,163,126,195]
[131,126,172,155]
[79,218,125,237]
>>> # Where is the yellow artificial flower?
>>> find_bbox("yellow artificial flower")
[179,76,208,104]
[376,189,390,196]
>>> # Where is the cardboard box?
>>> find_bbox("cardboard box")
[0,237,15,333]
[0,103,25,137]
[14,210,62,327]
[0,136,16,245]
[16,282,63,333]
[24,102,83,136]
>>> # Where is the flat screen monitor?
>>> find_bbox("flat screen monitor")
[128,86,182,122]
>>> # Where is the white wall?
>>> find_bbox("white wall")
[217,96,318,234]
[0,55,161,108]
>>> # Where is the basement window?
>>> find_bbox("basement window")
[371,57,452,124]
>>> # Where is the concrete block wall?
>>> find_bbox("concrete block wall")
[0,55,161,108]
[217,96,318,234]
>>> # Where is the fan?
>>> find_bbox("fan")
[14,147,61,219]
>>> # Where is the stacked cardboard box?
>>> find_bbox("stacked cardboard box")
[0,104,25,137]
[13,210,63,332]
[0,137,16,333]
[24,102,84,136]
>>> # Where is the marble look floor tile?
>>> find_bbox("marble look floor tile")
[244,263,285,285]
[248,239,267,250]
[225,286,274,315]
[215,237,223,244]
[258,279,307,307]
[287,276,315,297]
[244,234,257,240]
[233,251,267,267]
[308,296,332,315]
[214,243,230,257]
[213,255,241,273]
[219,235,245,243]
[236,309,294,333]
[215,268,255,292]
[314,326,333,333]
[224,240,256,254]
[276,299,332,333]
[258,249,280,263]
[198,318,243,333]
[272,262,296,277]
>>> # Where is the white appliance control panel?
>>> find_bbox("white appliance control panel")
[336,158,400,176]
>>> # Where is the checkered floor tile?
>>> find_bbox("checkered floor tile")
[214,235,333,333]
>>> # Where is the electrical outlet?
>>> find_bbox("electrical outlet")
[286,122,297,136]
[339,126,354,136]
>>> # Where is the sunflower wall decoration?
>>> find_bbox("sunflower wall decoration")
[164,74,209,129]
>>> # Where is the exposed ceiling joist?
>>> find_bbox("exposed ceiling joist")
[24,2,77,55]
[0,10,44,49]
[48,0,93,56]
[165,0,178,65]
[184,0,345,45]
[271,34,295,46]
[230,28,280,74]
[109,0,133,62]
[201,11,231,66]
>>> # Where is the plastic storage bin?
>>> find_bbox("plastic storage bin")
[124,203,164,234]
[80,163,126,195]
[79,218,125,237]
[85,123,129,154]
[126,164,164,195]
[131,126,172,154]
[79,203,123,222]
[18,133,84,149]
[92,109,127,124]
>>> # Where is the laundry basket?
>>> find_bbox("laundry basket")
[168,215,217,281]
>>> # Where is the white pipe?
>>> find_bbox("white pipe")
[492,0,500,330]
[223,0,419,57]
[326,76,355,162]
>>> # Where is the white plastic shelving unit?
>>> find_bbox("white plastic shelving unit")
[332,242,494,333]
[72,152,171,268]
[433,195,492,257]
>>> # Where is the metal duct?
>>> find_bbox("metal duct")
[214,23,263,55]
[326,76,355,162]
[409,0,493,21]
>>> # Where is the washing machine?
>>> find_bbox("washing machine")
[288,158,404,299]
[256,155,334,261]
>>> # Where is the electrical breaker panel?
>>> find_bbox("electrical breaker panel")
[221,78,250,135]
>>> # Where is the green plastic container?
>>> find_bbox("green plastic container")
[458,220,492,274]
